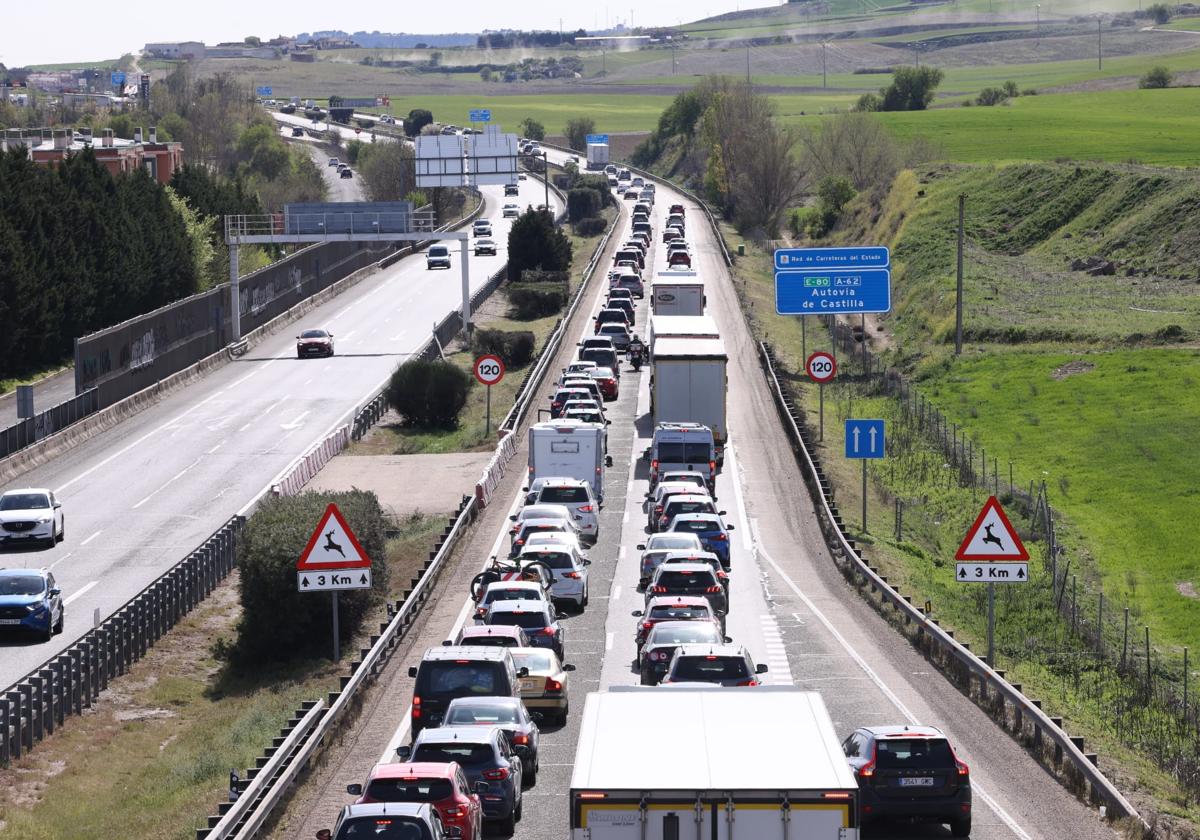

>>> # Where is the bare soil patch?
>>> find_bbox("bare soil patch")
[1051,360,1095,379]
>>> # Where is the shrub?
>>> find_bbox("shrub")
[1002,80,1020,98]
[564,116,597,151]
[405,109,433,136]
[976,87,1009,106]
[567,187,600,222]
[473,328,537,367]
[1021,88,1038,96]
[506,208,572,282]
[854,92,881,112]
[387,360,471,427]
[878,66,944,111]
[1146,3,1171,23]
[517,117,546,141]
[231,490,388,665]
[575,216,608,236]
[1139,66,1173,89]
[508,283,567,319]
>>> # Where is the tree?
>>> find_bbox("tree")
[480,67,494,82]
[405,108,433,137]
[507,208,572,282]
[237,123,289,180]
[244,35,262,47]
[878,66,944,111]
[799,112,897,193]
[518,117,546,141]
[1146,3,1171,23]
[1139,66,1173,88]
[727,120,806,238]
[975,87,1008,106]
[1002,80,1020,98]
[563,116,597,152]
[357,141,415,201]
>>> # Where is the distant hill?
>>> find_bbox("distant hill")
[294,30,479,48]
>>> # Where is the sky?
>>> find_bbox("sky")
[1,0,758,66]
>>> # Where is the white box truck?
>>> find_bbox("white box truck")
[529,419,611,501]
[570,687,860,840]
[587,142,609,170]
[651,277,706,316]
[648,315,720,352]
[650,337,728,461]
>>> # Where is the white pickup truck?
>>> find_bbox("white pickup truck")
[570,687,860,839]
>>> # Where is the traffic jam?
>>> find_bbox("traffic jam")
[317,165,975,840]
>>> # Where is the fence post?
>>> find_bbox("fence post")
[1071,575,1077,635]
[1121,607,1129,672]
[1145,626,1152,699]
[1185,647,1190,724]
[1097,593,1103,656]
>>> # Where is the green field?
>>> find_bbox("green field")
[1160,16,1200,30]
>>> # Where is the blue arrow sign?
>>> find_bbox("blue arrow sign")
[774,246,889,271]
[845,420,885,460]
[585,134,609,144]
[111,72,127,87]
[469,109,492,122]
[255,85,272,96]
[775,269,891,315]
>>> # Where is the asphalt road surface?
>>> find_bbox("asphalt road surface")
[0,177,560,688]
[278,150,1119,840]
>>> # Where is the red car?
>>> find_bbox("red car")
[631,594,723,649]
[348,762,484,840]
[296,328,334,358]
[590,368,619,401]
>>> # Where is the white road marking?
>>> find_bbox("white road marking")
[80,530,102,546]
[132,456,203,509]
[206,439,226,454]
[281,410,311,430]
[340,330,357,342]
[606,632,614,650]
[64,581,98,605]
[612,585,622,601]
[237,422,252,432]
[749,518,1033,840]
[47,552,73,570]
[618,546,626,559]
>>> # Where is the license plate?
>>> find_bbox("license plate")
[900,777,935,787]
[0,619,23,625]
[520,679,541,692]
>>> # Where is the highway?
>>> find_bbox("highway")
[0,176,561,688]
[276,151,1118,840]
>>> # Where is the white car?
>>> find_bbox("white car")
[516,544,591,610]
[0,488,64,548]
[473,219,493,237]
[528,478,601,543]
[510,504,582,545]
[474,238,497,256]
[426,244,451,269]
[502,203,520,218]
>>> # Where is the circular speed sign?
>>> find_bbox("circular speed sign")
[805,351,837,384]
[474,354,506,386]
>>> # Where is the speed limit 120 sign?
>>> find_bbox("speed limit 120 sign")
[474,354,505,386]
[805,351,837,384]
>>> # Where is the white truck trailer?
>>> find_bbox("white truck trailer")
[647,315,719,352]
[651,276,706,316]
[528,419,611,501]
[650,337,728,461]
[587,142,610,170]
[570,686,860,840]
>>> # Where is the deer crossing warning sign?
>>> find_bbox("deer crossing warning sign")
[955,496,1029,584]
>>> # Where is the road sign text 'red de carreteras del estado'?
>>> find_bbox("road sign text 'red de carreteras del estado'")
[774,246,892,315]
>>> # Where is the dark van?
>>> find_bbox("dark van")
[408,646,525,736]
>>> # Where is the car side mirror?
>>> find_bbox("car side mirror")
[556,611,568,620]
[441,639,453,646]
[509,514,517,521]
[636,544,646,551]
[346,783,363,796]
[719,511,727,516]
[518,667,529,677]
[725,524,735,531]
[606,420,612,425]
[563,663,577,672]
[408,666,418,677]
[317,830,333,840]
[605,455,614,467]
[397,745,412,760]
[474,781,489,795]
[644,493,653,500]
[49,588,61,597]
[54,501,62,509]
[631,609,643,617]
[756,663,769,674]
[582,559,591,566]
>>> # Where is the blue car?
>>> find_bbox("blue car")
[0,568,63,641]
[666,513,735,568]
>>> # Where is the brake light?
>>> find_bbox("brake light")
[443,806,464,819]
[705,585,721,593]
[512,734,530,745]
[563,572,581,579]
[950,742,970,776]
[651,459,659,472]
[709,460,716,473]
[858,743,877,778]
[655,505,663,513]
[515,538,524,546]
[412,695,421,720]
[652,586,666,593]
[822,792,852,800]
[734,679,759,686]
[578,505,594,513]
[642,621,654,631]
[482,768,510,781]
[712,533,728,541]
[544,677,563,692]
[541,626,557,636]
[578,792,607,800]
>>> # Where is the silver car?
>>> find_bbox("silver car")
[517,544,591,610]
[531,478,600,543]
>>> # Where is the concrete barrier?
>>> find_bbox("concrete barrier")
[271,425,351,497]
[474,431,519,507]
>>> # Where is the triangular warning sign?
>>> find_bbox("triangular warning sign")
[955,496,1029,561]
[297,503,372,570]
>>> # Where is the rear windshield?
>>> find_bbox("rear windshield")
[510,650,554,672]
[656,570,717,589]
[446,703,520,725]
[648,624,720,645]
[582,350,617,365]
[671,519,719,534]
[489,610,550,630]
[650,535,699,550]
[364,777,453,802]
[459,634,517,647]
[666,500,714,516]
[665,474,706,488]
[539,487,589,504]
[418,662,503,695]
[337,816,431,839]
[655,442,713,463]
[411,742,495,766]
[876,738,955,769]
[483,588,541,605]
[528,552,574,570]
[671,656,750,681]
[649,604,709,621]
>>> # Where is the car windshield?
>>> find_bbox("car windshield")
[446,703,520,725]
[337,816,431,839]
[671,656,750,681]
[649,624,720,645]
[0,493,50,510]
[671,519,720,534]
[411,743,495,767]
[299,330,327,339]
[876,738,955,769]
[364,777,453,802]
[510,650,554,672]
[0,575,45,596]
[656,442,713,463]
[420,662,500,694]
[649,604,709,621]
[490,610,550,630]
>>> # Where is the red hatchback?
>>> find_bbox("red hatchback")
[590,367,619,401]
[348,762,484,840]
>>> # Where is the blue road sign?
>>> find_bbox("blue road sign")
[585,133,609,144]
[469,109,492,122]
[845,420,885,460]
[111,72,127,87]
[255,85,272,96]
[776,269,891,315]
[774,246,889,271]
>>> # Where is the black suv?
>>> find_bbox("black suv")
[407,647,527,736]
[842,724,972,836]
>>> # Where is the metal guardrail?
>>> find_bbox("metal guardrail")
[0,388,99,458]
[1,516,242,764]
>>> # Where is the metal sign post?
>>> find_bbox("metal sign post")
[845,419,885,532]
[331,591,340,663]
[474,354,506,436]
[296,503,373,661]
[955,495,1030,667]
[806,351,836,442]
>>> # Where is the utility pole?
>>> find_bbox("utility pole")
[672,46,677,75]
[955,193,965,355]
[1035,4,1041,37]
[746,44,751,84]
[913,42,920,67]
[821,42,827,88]
[1098,17,1103,69]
